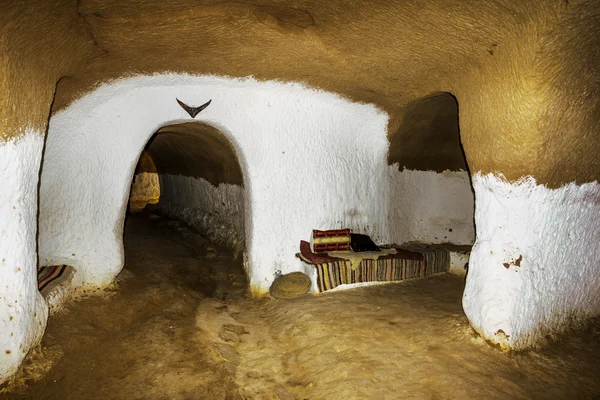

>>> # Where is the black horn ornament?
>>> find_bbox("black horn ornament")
[176,98,212,118]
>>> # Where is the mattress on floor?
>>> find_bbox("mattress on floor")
[297,241,450,292]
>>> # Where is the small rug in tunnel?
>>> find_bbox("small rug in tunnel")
[37,265,74,297]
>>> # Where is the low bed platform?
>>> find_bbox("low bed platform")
[296,240,451,292]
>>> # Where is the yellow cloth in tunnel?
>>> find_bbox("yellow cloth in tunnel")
[327,248,397,271]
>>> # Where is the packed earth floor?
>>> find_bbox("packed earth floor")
[2,215,600,399]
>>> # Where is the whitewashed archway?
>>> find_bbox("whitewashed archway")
[38,75,390,295]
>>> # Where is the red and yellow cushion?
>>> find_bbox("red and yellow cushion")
[310,229,351,253]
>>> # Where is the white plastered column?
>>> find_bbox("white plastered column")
[463,173,600,349]
[0,132,48,382]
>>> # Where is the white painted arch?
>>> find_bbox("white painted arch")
[140,120,252,258]
[38,74,394,294]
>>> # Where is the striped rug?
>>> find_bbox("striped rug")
[37,265,74,296]
[297,241,450,292]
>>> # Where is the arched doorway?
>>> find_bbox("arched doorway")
[143,122,246,255]
[387,92,475,274]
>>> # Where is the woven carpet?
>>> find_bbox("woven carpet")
[37,265,74,297]
[297,241,450,292]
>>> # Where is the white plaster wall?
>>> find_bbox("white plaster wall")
[386,167,475,245]
[0,132,48,383]
[156,174,245,252]
[449,251,470,277]
[463,173,600,349]
[39,74,391,294]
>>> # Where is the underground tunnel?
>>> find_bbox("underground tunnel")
[144,122,246,256]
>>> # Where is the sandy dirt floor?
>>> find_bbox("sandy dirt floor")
[2,215,600,399]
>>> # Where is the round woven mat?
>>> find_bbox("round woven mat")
[269,272,312,299]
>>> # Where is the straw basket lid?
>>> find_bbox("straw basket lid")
[269,272,312,299]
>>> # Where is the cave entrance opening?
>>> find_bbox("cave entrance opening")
[388,92,474,278]
[125,121,248,297]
